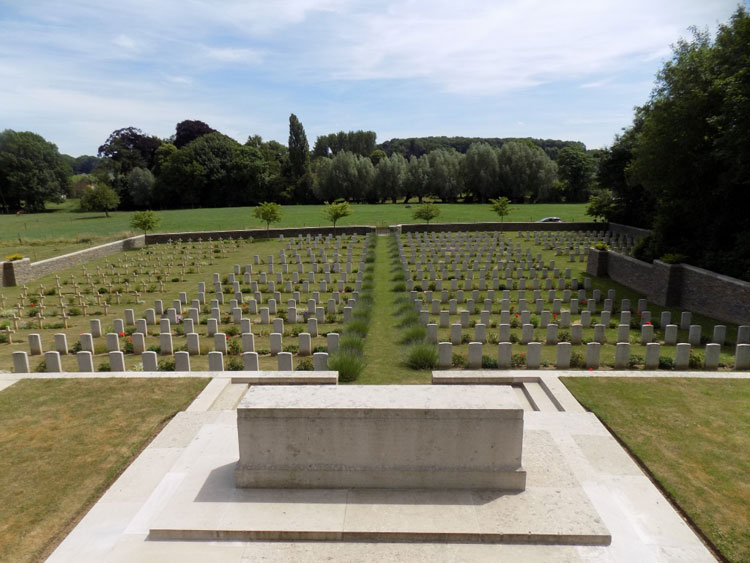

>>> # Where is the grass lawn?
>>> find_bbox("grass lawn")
[359,235,430,384]
[561,377,750,563]
[1,200,590,261]
[0,377,209,562]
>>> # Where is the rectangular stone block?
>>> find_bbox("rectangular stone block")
[236,385,526,491]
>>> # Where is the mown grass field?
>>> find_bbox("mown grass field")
[1,200,590,261]
[562,377,750,563]
[0,377,209,562]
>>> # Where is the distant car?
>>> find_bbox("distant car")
[536,217,562,223]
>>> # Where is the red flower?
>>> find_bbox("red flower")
[30,302,35,307]
[515,313,519,318]
[520,353,525,357]
[119,331,125,337]
[128,337,132,341]
[645,321,652,325]
[553,313,557,318]
[588,367,594,371]
[225,334,229,340]
[582,299,587,305]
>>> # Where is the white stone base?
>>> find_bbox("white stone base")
[235,385,526,490]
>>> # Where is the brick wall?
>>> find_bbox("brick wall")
[587,248,750,325]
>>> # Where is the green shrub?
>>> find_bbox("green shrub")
[570,351,584,368]
[339,334,365,355]
[227,339,241,355]
[392,272,406,282]
[405,343,438,370]
[225,325,240,336]
[296,358,314,371]
[659,356,674,370]
[482,355,498,369]
[593,242,610,251]
[5,253,23,261]
[158,359,175,371]
[345,318,370,338]
[629,355,644,369]
[35,360,47,373]
[452,353,466,368]
[399,324,426,344]
[511,353,526,368]
[226,357,244,371]
[688,350,704,369]
[329,350,365,382]
[97,362,111,372]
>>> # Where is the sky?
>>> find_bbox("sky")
[0,0,744,156]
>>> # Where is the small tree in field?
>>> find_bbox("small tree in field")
[80,183,120,217]
[253,202,282,232]
[130,210,161,235]
[323,200,351,232]
[412,203,441,224]
[489,197,513,222]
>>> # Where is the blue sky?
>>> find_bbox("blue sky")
[0,0,744,156]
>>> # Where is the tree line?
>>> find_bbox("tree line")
[0,118,598,214]
[588,6,750,281]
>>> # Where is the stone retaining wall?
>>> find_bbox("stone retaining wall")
[587,249,750,325]
[1,236,145,287]
[145,225,375,244]
[395,221,606,234]
[608,222,651,238]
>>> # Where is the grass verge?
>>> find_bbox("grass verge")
[561,377,750,562]
[0,377,209,562]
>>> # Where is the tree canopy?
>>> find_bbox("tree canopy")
[601,7,750,280]
[0,129,71,213]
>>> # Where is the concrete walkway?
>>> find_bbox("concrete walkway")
[33,371,721,562]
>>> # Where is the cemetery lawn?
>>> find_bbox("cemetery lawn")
[2,200,589,262]
[359,234,430,384]
[561,377,750,563]
[0,377,209,563]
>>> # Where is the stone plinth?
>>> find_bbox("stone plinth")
[236,385,526,491]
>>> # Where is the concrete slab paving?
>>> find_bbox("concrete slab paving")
[46,375,718,562]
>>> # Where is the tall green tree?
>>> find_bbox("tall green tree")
[126,167,155,208]
[626,7,750,279]
[557,146,596,202]
[374,153,407,203]
[426,148,463,202]
[287,114,313,203]
[403,155,430,203]
[463,143,499,202]
[0,130,71,212]
[497,141,557,202]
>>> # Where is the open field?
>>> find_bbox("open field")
[0,377,209,562]
[1,200,590,261]
[561,377,750,562]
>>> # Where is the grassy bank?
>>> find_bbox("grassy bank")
[0,378,209,562]
[561,377,750,562]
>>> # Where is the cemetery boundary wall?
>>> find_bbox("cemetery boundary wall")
[145,226,376,244]
[1,236,145,288]
[587,249,750,325]
[393,221,606,234]
[607,222,651,238]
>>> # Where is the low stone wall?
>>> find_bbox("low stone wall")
[1,236,145,287]
[587,249,750,325]
[608,222,651,238]
[396,221,606,234]
[146,225,375,244]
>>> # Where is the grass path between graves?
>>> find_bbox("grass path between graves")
[0,377,209,563]
[359,235,430,384]
[561,377,750,563]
